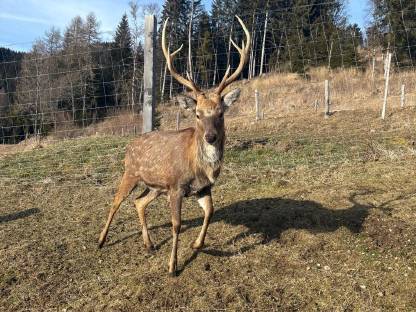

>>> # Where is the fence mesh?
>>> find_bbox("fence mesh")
[1,1,416,185]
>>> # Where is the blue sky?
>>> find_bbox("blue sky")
[0,0,369,52]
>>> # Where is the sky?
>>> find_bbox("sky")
[0,0,369,52]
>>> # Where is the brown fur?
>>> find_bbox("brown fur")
[99,16,249,276]
[98,92,231,276]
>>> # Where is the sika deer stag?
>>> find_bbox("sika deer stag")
[98,16,250,276]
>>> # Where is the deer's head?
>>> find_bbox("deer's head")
[162,16,250,145]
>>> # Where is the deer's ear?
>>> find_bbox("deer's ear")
[222,88,241,110]
[177,95,197,110]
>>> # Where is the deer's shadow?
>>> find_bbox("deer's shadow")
[108,192,391,274]
[210,196,371,242]
[175,195,376,269]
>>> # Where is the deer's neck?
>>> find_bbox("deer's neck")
[192,130,225,183]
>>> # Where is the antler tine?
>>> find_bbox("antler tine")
[171,44,184,57]
[162,18,200,94]
[215,15,251,95]
[215,65,231,95]
[230,38,242,53]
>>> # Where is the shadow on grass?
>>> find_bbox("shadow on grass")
[0,208,40,224]
[103,191,393,274]
[176,193,378,274]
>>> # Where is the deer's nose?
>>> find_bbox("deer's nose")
[205,133,217,144]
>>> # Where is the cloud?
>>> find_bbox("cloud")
[0,0,157,50]
[0,12,50,25]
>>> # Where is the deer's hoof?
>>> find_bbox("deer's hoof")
[168,270,178,278]
[190,240,204,250]
[145,244,156,254]
[98,240,105,249]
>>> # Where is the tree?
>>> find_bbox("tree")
[0,48,24,143]
[369,0,416,66]
[84,13,101,45]
[113,14,133,108]
[159,0,192,97]
[195,11,214,87]
[211,0,239,82]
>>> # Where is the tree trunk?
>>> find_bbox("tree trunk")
[227,25,233,69]
[260,9,269,76]
[188,0,195,80]
[213,46,217,86]
[328,41,334,69]
[131,53,137,114]
[161,61,167,103]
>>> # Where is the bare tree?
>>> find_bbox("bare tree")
[129,2,160,109]
[260,5,269,76]
[129,1,140,113]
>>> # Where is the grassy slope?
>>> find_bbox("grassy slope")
[1,108,416,311]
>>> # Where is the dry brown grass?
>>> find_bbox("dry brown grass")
[1,101,416,310]
[52,110,143,139]
[220,66,416,119]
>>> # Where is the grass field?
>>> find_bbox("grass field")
[1,104,416,310]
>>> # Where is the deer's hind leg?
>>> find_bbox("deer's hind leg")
[98,173,137,248]
[135,188,160,252]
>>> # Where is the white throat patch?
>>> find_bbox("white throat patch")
[201,141,220,163]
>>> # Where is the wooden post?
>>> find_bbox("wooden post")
[314,99,319,113]
[382,52,392,120]
[176,111,180,131]
[255,89,261,121]
[142,15,156,133]
[324,80,330,118]
[400,84,405,108]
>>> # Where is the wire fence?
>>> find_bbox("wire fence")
[1,2,416,185]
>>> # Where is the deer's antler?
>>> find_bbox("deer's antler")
[215,16,251,95]
[162,18,201,95]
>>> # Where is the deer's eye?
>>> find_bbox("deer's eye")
[196,114,200,120]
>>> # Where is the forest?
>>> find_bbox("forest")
[0,0,414,143]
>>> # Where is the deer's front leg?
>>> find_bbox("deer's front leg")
[191,187,213,250]
[168,189,183,276]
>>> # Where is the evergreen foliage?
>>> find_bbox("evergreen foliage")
[369,0,416,66]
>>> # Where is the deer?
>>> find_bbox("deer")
[98,16,250,276]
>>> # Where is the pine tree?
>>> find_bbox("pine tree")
[195,11,213,87]
[211,0,239,82]
[370,0,416,66]
[61,14,101,126]
[0,48,24,143]
[159,0,192,96]
[113,14,133,108]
